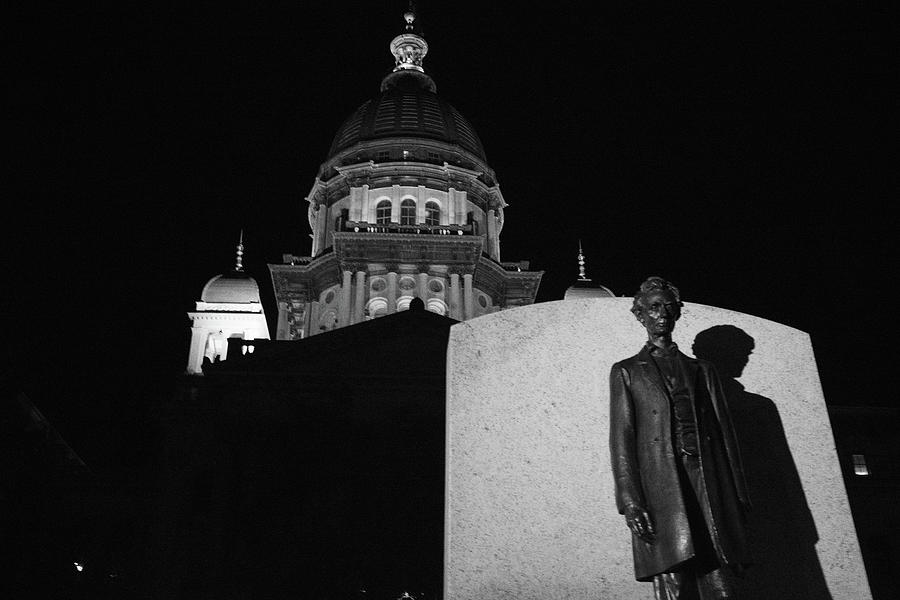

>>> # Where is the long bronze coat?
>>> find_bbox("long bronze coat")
[609,345,751,581]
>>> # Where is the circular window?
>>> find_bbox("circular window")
[324,290,335,304]
[371,278,386,292]
[428,279,444,293]
[399,277,416,291]
[478,295,488,308]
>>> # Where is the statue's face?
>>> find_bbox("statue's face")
[637,289,681,336]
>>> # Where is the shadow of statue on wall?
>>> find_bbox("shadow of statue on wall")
[692,325,833,600]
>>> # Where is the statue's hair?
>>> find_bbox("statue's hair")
[631,276,683,317]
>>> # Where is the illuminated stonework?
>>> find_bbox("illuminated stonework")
[186,237,270,374]
[269,8,542,340]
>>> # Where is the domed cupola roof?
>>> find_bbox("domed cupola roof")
[199,232,262,305]
[201,273,261,304]
[327,6,486,162]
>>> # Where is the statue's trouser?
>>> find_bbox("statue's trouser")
[652,455,735,600]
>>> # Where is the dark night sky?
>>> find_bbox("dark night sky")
[7,2,895,478]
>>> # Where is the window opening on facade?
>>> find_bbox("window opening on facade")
[335,208,349,231]
[376,200,392,224]
[377,150,390,161]
[401,199,416,225]
[425,201,440,226]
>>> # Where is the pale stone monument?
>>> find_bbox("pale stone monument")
[445,298,871,599]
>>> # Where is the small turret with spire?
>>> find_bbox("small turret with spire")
[187,229,269,374]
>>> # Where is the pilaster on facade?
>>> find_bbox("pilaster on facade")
[353,271,366,324]
[386,272,398,313]
[417,272,428,301]
[449,273,461,320]
[463,273,474,320]
[339,270,353,327]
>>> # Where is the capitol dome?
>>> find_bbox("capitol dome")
[328,72,486,161]
[316,12,495,185]
[201,272,262,304]
[268,6,543,345]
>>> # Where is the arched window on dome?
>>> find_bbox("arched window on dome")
[400,199,416,225]
[376,200,392,224]
[425,201,440,226]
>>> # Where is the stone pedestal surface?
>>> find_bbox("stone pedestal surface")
[445,298,871,599]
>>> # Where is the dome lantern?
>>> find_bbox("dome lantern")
[381,4,435,93]
[391,2,427,73]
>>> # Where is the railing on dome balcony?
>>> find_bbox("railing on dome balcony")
[281,254,314,265]
[341,221,474,236]
[500,261,531,272]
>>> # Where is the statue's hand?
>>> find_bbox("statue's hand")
[624,504,655,543]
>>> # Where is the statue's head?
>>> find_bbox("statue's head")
[631,276,683,337]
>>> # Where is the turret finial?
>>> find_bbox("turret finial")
[577,240,590,281]
[235,229,245,272]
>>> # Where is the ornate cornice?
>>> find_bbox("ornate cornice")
[473,256,543,306]
[313,156,505,212]
[269,254,341,303]
[332,232,484,271]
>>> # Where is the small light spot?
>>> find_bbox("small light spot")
[852,454,869,476]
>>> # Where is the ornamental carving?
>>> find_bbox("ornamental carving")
[390,33,428,72]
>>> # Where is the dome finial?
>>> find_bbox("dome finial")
[403,1,417,32]
[577,239,590,281]
[235,229,245,272]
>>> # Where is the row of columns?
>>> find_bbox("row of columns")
[335,269,476,323]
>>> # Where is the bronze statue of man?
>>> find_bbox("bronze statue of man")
[609,277,751,599]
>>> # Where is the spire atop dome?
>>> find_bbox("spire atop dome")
[235,230,245,272]
[381,2,436,92]
[403,1,418,33]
